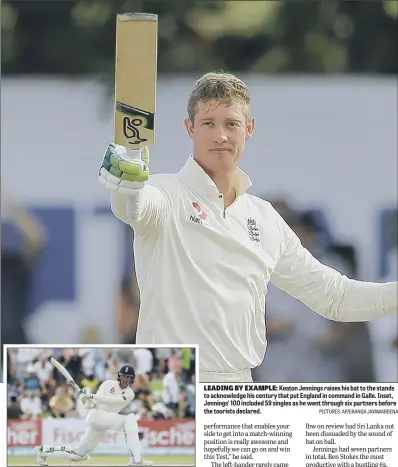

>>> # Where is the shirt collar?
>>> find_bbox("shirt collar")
[177,155,252,197]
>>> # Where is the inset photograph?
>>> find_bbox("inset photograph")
[6,346,196,466]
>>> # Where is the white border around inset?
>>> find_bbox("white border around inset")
[3,343,199,467]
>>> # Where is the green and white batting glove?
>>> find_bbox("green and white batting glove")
[77,389,96,409]
[77,388,91,402]
[99,143,149,194]
[83,398,96,409]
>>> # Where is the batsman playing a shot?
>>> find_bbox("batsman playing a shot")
[36,364,153,466]
[99,71,398,383]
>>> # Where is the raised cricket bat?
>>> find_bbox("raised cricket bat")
[50,357,80,392]
[114,13,158,149]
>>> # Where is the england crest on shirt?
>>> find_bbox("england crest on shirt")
[246,217,260,244]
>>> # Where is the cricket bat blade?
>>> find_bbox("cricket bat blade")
[50,357,80,392]
[114,12,158,149]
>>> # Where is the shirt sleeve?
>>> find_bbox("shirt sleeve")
[95,382,108,396]
[110,175,178,234]
[269,212,397,322]
[93,392,135,405]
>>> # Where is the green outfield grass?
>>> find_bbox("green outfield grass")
[7,454,195,466]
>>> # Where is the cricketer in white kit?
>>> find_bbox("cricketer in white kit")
[99,72,398,383]
[36,364,153,466]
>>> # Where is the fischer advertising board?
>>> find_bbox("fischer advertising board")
[7,418,195,456]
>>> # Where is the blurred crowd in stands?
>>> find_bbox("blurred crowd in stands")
[7,347,196,421]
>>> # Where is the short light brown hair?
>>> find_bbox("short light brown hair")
[187,71,250,122]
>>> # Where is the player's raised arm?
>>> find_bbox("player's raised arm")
[77,380,135,407]
[99,144,177,232]
[270,210,397,321]
[99,13,174,234]
[93,390,135,405]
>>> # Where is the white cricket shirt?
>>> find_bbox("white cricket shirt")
[110,156,397,373]
[93,379,135,413]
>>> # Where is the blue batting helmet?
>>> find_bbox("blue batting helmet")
[117,364,136,385]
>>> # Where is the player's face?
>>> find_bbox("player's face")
[185,99,255,175]
[119,375,131,389]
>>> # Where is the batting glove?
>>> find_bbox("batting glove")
[99,143,149,194]
[83,399,96,409]
[76,388,87,397]
[77,389,96,409]
[77,388,91,402]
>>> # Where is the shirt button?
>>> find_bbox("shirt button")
[218,195,223,199]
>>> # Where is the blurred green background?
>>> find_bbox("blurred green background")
[2,0,397,76]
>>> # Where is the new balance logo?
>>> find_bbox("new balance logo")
[190,215,202,224]
[190,202,207,225]
[192,202,207,220]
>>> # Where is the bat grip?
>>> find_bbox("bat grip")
[69,381,81,393]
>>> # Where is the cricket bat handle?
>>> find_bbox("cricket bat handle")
[69,381,81,393]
